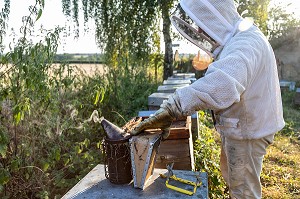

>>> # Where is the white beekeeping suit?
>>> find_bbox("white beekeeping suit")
[132,0,285,198]
[174,0,285,140]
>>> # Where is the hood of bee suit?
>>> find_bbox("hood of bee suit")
[179,0,243,57]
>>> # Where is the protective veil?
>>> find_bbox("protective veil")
[171,0,241,58]
[173,0,285,140]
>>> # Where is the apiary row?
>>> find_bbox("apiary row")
[140,72,198,170]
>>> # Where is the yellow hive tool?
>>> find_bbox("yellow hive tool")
[160,163,202,196]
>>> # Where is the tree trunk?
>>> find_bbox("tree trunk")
[161,1,173,80]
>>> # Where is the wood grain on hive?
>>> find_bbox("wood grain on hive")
[141,113,195,171]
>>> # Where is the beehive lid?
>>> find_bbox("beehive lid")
[157,84,189,93]
[148,93,171,107]
[163,79,191,85]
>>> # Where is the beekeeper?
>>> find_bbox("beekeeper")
[131,0,285,198]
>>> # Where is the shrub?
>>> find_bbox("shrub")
[0,26,159,198]
[193,110,228,198]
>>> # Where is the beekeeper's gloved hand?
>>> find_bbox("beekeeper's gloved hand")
[131,93,186,140]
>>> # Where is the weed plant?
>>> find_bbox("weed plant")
[0,32,160,199]
[0,2,162,196]
[261,90,300,198]
[193,111,229,198]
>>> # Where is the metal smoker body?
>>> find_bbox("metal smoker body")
[129,133,162,189]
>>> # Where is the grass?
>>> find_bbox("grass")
[262,136,300,198]
[195,89,300,198]
[261,90,300,199]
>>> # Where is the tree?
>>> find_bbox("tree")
[235,0,270,35]
[235,0,300,43]
[61,1,160,69]
[60,0,176,80]
[0,0,10,52]
[2,0,298,79]
[160,0,175,80]
[267,2,300,48]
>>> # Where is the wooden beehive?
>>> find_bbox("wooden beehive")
[172,73,195,79]
[157,84,189,93]
[143,115,195,170]
[163,79,192,85]
[148,93,171,110]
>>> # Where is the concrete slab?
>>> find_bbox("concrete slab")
[62,164,208,199]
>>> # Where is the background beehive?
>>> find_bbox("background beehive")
[295,88,300,105]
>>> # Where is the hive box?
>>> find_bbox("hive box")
[157,84,189,93]
[148,93,171,110]
[139,114,194,170]
[163,79,192,85]
[155,116,194,170]
[172,73,195,79]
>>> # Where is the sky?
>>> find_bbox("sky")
[1,0,99,54]
[1,0,300,54]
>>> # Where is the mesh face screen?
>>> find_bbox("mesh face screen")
[170,9,219,56]
[178,0,241,47]
[172,16,215,50]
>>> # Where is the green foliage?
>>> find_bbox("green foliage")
[0,60,158,198]
[101,66,159,125]
[268,2,300,45]
[0,1,160,197]
[61,0,160,70]
[0,0,10,51]
[0,2,103,198]
[0,126,9,158]
[280,91,300,136]
[54,53,104,63]
[236,0,270,35]
[59,0,174,84]
[193,110,228,198]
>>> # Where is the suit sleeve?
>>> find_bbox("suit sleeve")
[176,54,249,114]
